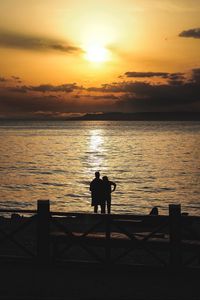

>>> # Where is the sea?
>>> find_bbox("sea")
[0,120,199,215]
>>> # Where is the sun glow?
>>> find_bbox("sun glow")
[85,44,110,63]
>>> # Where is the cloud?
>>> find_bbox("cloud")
[87,83,130,93]
[7,86,27,93]
[86,69,200,112]
[8,83,82,93]
[0,76,7,82]
[82,94,118,100]
[124,72,170,78]
[124,71,185,83]
[0,90,116,118]
[192,68,200,83]
[116,79,200,112]
[0,29,82,54]
[0,68,200,118]
[0,92,79,116]
[167,73,185,85]
[179,28,200,39]
[11,76,22,83]
[11,76,20,80]
[0,75,22,83]
[89,72,186,93]
[28,83,81,93]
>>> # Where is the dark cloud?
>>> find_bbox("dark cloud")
[191,68,200,83]
[89,72,186,94]
[124,72,170,78]
[116,80,200,112]
[8,83,82,93]
[0,29,82,54]
[28,83,80,93]
[0,75,22,83]
[11,76,22,83]
[0,92,78,116]
[0,68,200,118]
[11,76,20,80]
[87,83,130,93]
[124,72,185,83]
[7,86,27,93]
[167,73,184,80]
[87,69,200,112]
[179,28,200,39]
[82,94,118,100]
[0,91,115,118]
[50,44,79,53]
[167,73,185,85]
[93,94,118,100]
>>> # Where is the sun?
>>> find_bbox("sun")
[85,44,110,63]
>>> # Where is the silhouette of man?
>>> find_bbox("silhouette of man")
[90,171,104,213]
[102,176,116,214]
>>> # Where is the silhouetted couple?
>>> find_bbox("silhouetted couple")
[90,171,116,214]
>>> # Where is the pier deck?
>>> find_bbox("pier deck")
[1,201,200,268]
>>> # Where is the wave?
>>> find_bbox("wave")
[64,194,82,198]
[41,182,68,187]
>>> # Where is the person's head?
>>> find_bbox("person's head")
[95,171,100,179]
[102,176,108,181]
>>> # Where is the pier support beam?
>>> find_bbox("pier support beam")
[169,204,182,268]
[37,200,50,263]
[105,215,111,264]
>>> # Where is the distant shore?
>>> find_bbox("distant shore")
[69,112,200,121]
[1,112,200,121]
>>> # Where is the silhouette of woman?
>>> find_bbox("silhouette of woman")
[102,176,116,214]
[90,171,103,213]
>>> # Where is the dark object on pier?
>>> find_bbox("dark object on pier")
[149,206,159,216]
[11,213,21,221]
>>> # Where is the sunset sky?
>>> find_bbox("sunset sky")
[0,0,200,118]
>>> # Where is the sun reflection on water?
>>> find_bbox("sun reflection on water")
[89,129,105,169]
[90,129,103,151]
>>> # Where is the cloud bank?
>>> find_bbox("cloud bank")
[125,72,170,78]
[0,68,200,118]
[179,28,200,39]
[0,29,82,54]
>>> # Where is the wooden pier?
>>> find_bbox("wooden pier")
[0,200,200,269]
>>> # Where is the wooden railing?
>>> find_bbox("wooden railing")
[0,208,37,260]
[0,200,200,268]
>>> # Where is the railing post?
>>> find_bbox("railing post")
[169,204,182,268]
[105,215,111,264]
[37,200,50,263]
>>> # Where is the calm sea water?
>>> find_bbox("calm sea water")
[0,121,200,215]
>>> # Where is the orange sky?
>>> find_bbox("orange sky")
[0,0,200,118]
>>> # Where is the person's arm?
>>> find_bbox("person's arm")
[111,182,116,192]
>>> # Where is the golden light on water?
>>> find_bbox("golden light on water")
[89,129,105,168]
[90,130,103,151]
